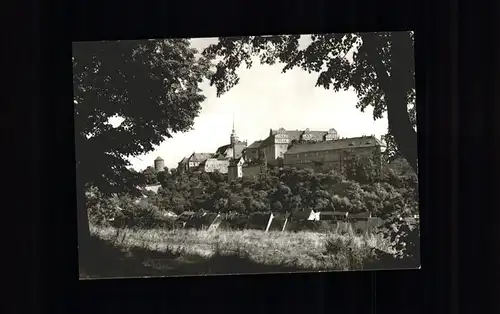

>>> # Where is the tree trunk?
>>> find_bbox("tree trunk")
[387,32,418,174]
[362,32,418,174]
[386,93,419,174]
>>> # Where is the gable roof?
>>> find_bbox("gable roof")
[245,140,263,149]
[205,157,230,163]
[178,157,189,164]
[189,153,213,162]
[215,144,231,155]
[284,136,382,155]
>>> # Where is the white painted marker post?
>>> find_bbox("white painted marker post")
[282,217,288,232]
[265,212,274,233]
[208,214,221,232]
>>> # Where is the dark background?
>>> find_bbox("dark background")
[6,0,499,313]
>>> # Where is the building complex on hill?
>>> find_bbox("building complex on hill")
[175,118,248,181]
[148,122,386,233]
[249,127,341,166]
[160,122,384,181]
[283,135,383,171]
[214,122,247,160]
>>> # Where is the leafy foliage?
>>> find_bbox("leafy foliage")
[142,166,160,185]
[378,211,420,260]
[73,39,211,196]
[74,40,212,264]
[89,161,418,228]
[87,189,175,229]
[88,160,420,264]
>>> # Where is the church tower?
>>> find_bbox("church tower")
[230,112,239,159]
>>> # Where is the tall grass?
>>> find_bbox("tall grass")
[89,224,392,273]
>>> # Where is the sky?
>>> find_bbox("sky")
[123,36,389,171]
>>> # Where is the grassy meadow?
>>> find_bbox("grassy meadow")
[80,224,404,279]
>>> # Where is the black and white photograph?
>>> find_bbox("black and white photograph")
[74,32,420,279]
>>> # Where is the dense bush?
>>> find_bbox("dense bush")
[87,190,175,229]
[323,236,372,270]
[378,210,420,261]
[86,187,120,226]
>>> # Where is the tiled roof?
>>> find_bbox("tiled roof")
[259,128,339,147]
[270,129,330,142]
[189,153,213,162]
[155,156,164,161]
[178,157,189,164]
[284,136,382,155]
[245,140,263,149]
[216,144,231,154]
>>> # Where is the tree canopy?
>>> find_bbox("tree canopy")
[88,160,419,231]
[201,32,417,172]
[73,39,212,263]
[73,39,211,195]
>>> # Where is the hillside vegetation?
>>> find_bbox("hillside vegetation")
[83,156,420,277]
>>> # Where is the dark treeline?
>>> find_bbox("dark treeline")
[87,156,418,226]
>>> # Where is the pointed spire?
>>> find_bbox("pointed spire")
[232,110,235,133]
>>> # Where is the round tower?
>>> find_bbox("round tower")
[154,156,165,171]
